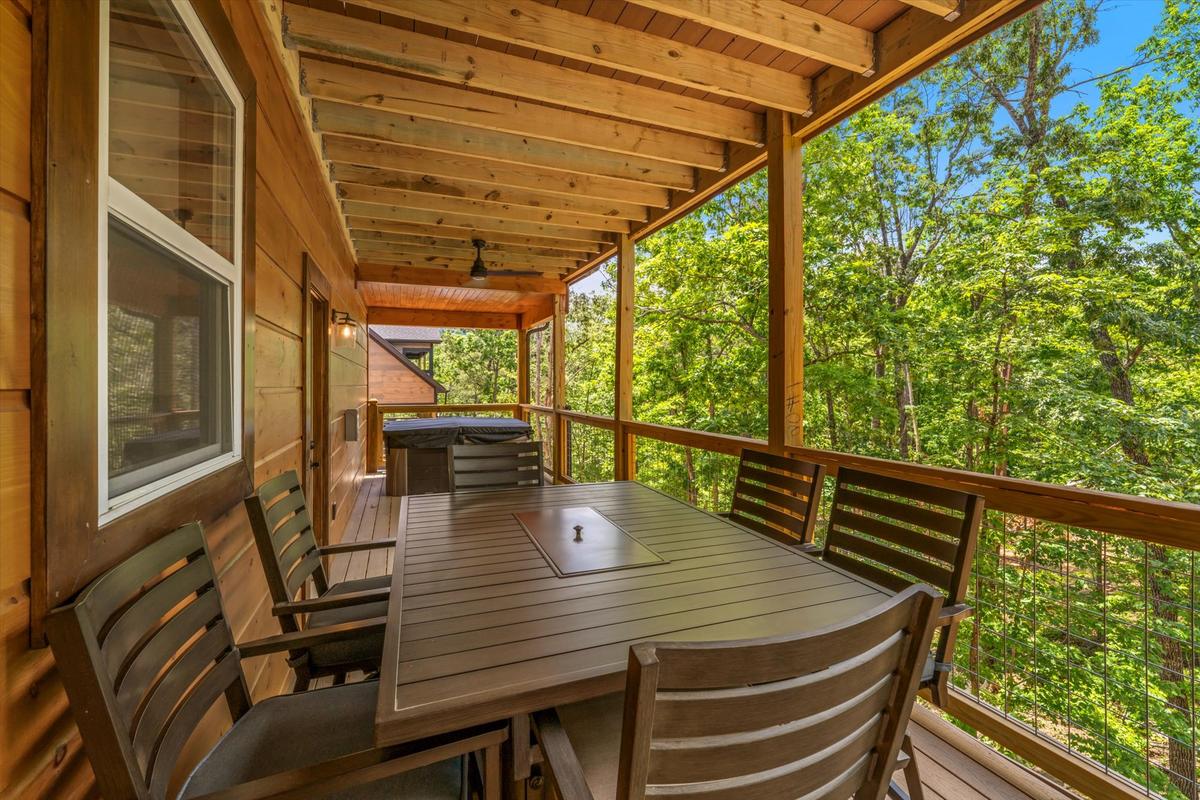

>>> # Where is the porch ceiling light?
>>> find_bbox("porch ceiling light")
[332,309,357,341]
[470,238,488,281]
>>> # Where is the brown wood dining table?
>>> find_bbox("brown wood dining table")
[374,480,892,748]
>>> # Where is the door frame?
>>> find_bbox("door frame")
[302,253,331,545]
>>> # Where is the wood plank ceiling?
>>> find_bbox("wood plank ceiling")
[276,0,1033,326]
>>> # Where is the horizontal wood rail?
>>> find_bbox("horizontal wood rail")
[377,403,522,416]
[539,406,1200,550]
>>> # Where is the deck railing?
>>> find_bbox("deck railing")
[365,400,1200,800]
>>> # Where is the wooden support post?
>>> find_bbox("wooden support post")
[517,330,530,422]
[614,233,637,481]
[766,110,804,454]
[552,294,568,483]
[366,399,381,473]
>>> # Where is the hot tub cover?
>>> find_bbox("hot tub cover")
[383,416,533,449]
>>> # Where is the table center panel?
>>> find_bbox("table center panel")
[513,505,668,576]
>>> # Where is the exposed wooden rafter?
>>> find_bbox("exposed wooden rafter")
[351,230,594,261]
[345,216,601,254]
[367,307,524,329]
[330,163,648,223]
[341,201,613,247]
[281,3,764,144]
[355,0,813,115]
[311,100,699,191]
[899,0,963,20]
[323,137,671,209]
[357,264,567,294]
[631,0,876,75]
[351,242,574,271]
[302,58,726,171]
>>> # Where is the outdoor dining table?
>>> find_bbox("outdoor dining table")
[375,480,892,748]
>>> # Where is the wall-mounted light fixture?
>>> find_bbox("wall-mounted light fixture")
[332,310,357,342]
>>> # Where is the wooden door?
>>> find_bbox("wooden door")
[303,255,331,545]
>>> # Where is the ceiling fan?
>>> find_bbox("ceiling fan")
[469,238,545,280]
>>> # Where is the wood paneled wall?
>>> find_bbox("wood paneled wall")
[368,337,438,405]
[0,0,367,795]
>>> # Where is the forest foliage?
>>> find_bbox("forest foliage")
[430,2,1199,794]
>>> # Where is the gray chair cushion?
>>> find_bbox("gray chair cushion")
[305,575,391,669]
[181,680,463,799]
[922,652,936,685]
[554,693,626,799]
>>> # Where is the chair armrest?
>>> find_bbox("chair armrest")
[531,709,596,800]
[271,588,390,616]
[938,603,973,624]
[237,617,386,658]
[320,539,397,555]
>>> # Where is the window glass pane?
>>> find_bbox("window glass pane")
[109,0,236,260]
[108,216,232,499]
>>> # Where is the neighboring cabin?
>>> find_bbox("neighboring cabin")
[368,326,447,405]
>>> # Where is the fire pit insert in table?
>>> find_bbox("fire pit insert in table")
[513,506,667,577]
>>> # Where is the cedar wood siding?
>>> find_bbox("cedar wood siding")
[0,1,367,795]
[368,335,439,405]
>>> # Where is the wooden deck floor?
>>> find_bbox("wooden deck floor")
[331,475,1080,800]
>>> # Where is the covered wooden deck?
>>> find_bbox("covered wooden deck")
[332,475,1082,800]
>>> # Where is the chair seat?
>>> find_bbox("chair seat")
[181,680,463,799]
[553,693,626,799]
[922,652,936,685]
[306,575,391,669]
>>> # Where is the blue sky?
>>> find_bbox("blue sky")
[570,1,1167,297]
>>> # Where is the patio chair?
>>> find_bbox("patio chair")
[724,448,826,547]
[45,521,507,800]
[449,441,545,492]
[530,584,943,800]
[245,470,396,690]
[819,467,983,708]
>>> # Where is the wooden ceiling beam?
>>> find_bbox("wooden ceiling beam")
[324,137,671,209]
[351,229,591,261]
[281,3,763,144]
[341,201,611,247]
[345,216,600,254]
[302,58,726,171]
[632,0,875,75]
[331,163,648,223]
[354,253,566,275]
[898,0,963,20]
[357,0,811,115]
[338,184,633,233]
[352,241,576,271]
[368,307,523,329]
[312,100,698,192]
[358,264,567,295]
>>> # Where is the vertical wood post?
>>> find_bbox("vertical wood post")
[767,110,805,454]
[367,399,381,473]
[552,293,568,483]
[516,329,530,422]
[614,233,637,481]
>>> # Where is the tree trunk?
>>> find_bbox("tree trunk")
[684,447,698,506]
[825,389,839,451]
[895,359,912,460]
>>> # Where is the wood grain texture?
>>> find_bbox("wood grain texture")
[375,481,891,746]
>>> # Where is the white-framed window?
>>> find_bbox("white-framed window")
[99,0,244,522]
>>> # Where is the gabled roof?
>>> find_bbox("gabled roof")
[368,329,447,394]
[370,325,443,344]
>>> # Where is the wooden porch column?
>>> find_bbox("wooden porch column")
[614,233,637,480]
[516,329,530,422]
[766,110,804,453]
[552,293,568,483]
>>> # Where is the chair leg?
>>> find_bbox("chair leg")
[902,735,925,800]
[483,743,502,800]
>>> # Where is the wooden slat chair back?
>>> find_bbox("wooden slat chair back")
[244,470,328,622]
[46,522,506,800]
[45,523,251,800]
[822,467,983,704]
[536,585,942,800]
[450,441,545,492]
[728,448,826,546]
